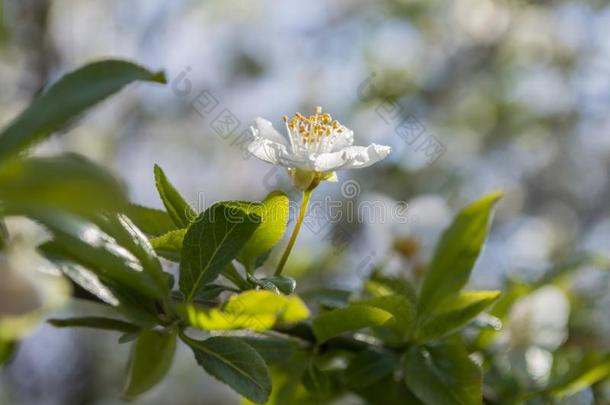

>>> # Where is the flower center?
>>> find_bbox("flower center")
[283,106,346,155]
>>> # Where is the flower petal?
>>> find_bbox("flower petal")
[313,144,391,171]
[248,138,308,168]
[254,117,287,146]
[331,128,354,152]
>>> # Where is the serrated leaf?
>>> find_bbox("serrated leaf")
[403,342,481,405]
[123,329,176,400]
[182,335,271,404]
[48,317,139,333]
[312,305,394,343]
[416,291,501,342]
[126,204,177,236]
[232,191,289,267]
[179,203,261,302]
[181,290,309,331]
[0,60,165,162]
[154,165,196,228]
[417,192,502,316]
[149,229,185,262]
[345,349,397,388]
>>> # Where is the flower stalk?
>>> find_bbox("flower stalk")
[275,188,313,276]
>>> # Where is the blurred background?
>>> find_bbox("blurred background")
[1,0,610,403]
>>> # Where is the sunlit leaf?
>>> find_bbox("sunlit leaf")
[31,211,165,300]
[312,305,394,343]
[123,329,177,400]
[182,335,271,404]
[126,204,176,236]
[417,192,502,317]
[416,291,501,342]
[181,290,309,332]
[179,203,260,302]
[0,60,165,162]
[154,164,196,228]
[149,228,185,262]
[231,191,290,268]
[353,294,414,338]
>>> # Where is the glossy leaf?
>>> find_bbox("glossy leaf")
[0,60,165,162]
[154,164,196,228]
[258,276,296,295]
[416,291,501,343]
[183,335,271,404]
[31,211,165,300]
[403,342,481,405]
[312,305,394,343]
[181,290,309,331]
[417,192,502,316]
[123,329,177,399]
[48,317,140,333]
[179,203,260,302]
[149,229,185,262]
[232,191,290,267]
[126,204,177,236]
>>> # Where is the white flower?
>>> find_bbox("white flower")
[248,107,391,189]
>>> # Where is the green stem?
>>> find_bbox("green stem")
[275,189,312,276]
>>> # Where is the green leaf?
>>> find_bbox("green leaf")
[182,335,271,404]
[416,291,501,343]
[32,211,166,300]
[345,349,397,388]
[301,288,352,309]
[181,290,309,332]
[232,191,290,267]
[258,276,296,295]
[403,342,481,405]
[149,229,185,262]
[48,317,140,333]
[353,294,414,338]
[97,213,168,293]
[126,204,177,236]
[545,353,610,398]
[123,329,177,400]
[0,339,16,366]
[179,203,261,302]
[0,60,165,162]
[154,164,196,228]
[0,154,127,214]
[312,305,394,343]
[241,336,300,365]
[417,192,502,316]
